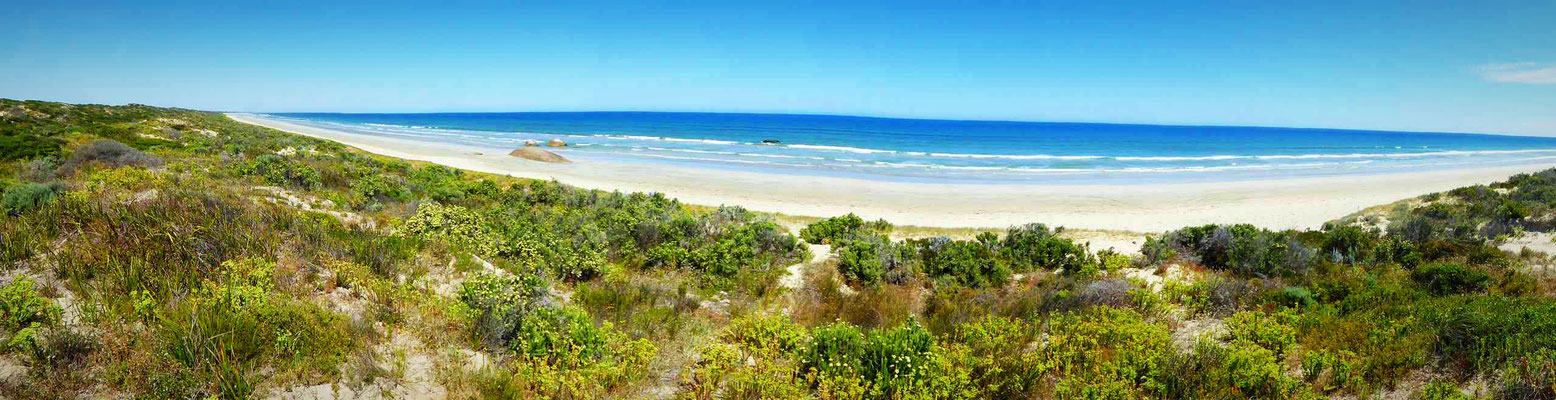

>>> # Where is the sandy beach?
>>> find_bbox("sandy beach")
[229,113,1556,233]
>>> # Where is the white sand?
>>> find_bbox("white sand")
[229,113,1556,233]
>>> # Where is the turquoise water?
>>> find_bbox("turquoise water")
[268,112,1556,184]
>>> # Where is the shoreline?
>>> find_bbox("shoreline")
[229,113,1556,233]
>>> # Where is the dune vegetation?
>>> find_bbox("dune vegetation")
[2,99,1555,399]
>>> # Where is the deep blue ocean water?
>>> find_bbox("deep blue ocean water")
[268,112,1556,184]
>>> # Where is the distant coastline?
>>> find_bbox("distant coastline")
[260,111,1556,185]
[229,113,1556,232]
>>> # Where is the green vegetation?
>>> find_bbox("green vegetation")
[2,98,1555,399]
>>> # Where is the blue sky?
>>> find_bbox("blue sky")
[2,0,1553,135]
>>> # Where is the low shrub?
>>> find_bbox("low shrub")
[1075,278,1135,309]
[799,213,890,244]
[457,273,655,397]
[398,202,499,255]
[1498,348,1556,400]
[0,134,64,161]
[1419,380,1473,400]
[2,182,63,215]
[160,259,353,399]
[919,239,1010,288]
[835,234,914,286]
[1146,224,1317,278]
[0,278,62,349]
[58,140,163,175]
[1001,223,1090,272]
[1224,310,1298,357]
[236,154,321,189]
[1273,286,1316,309]
[1412,264,1490,295]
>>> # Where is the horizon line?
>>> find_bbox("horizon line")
[244,108,1527,140]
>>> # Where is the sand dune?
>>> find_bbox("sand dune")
[229,113,1556,233]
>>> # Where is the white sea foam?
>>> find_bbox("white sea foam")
[786,144,899,154]
[926,152,1106,160]
[594,134,739,145]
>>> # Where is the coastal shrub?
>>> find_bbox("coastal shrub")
[1420,297,1556,374]
[160,259,353,398]
[1,278,62,350]
[350,173,410,203]
[1412,264,1490,295]
[1046,306,1174,398]
[1001,223,1090,272]
[1147,224,1317,278]
[859,321,936,395]
[1321,224,1380,264]
[1177,340,1311,399]
[237,154,321,189]
[918,238,1010,288]
[19,327,98,375]
[458,273,550,349]
[1167,277,1256,316]
[836,234,914,286]
[0,134,63,162]
[2,182,63,215]
[1498,349,1556,399]
[1273,286,1316,309]
[409,164,467,201]
[58,140,163,175]
[1224,310,1298,357]
[458,273,655,396]
[940,316,1044,398]
[804,322,866,377]
[16,155,60,182]
[1095,248,1133,272]
[800,213,890,244]
[398,202,498,255]
[1419,380,1473,400]
[837,238,887,285]
[723,314,807,357]
[1075,278,1135,309]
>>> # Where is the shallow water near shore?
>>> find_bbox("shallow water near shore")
[267,112,1556,185]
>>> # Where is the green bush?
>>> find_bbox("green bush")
[1412,264,1490,295]
[2,182,63,215]
[837,239,887,285]
[457,273,655,396]
[800,213,890,244]
[1224,310,1298,357]
[860,321,935,395]
[1047,307,1174,398]
[1145,224,1317,278]
[0,278,62,350]
[804,322,866,377]
[160,259,353,399]
[1498,348,1556,399]
[941,316,1044,397]
[237,154,321,189]
[1001,223,1090,272]
[1273,286,1316,309]
[723,314,807,357]
[835,234,914,286]
[398,202,499,255]
[919,239,1010,288]
[1418,380,1472,400]
[350,173,410,203]
[59,140,163,175]
[0,134,63,161]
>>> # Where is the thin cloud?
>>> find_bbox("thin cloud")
[1477,62,1556,84]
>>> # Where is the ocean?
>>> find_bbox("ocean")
[266,112,1556,184]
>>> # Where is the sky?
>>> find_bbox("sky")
[1,0,1553,136]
